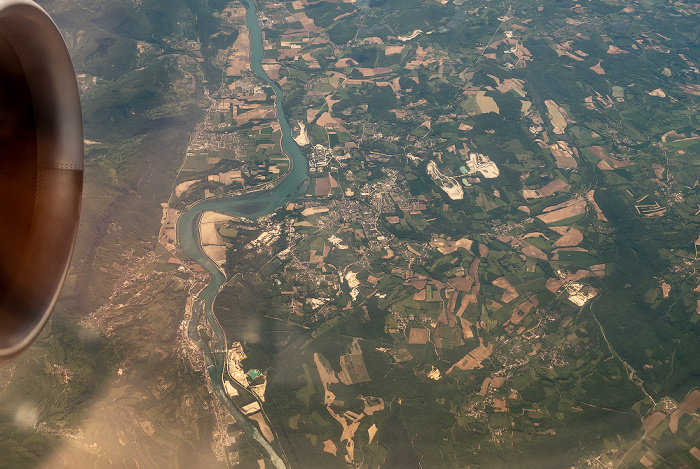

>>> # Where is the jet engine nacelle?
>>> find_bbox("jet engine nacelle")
[0,0,83,363]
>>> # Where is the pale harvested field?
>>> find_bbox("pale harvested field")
[308,250,324,264]
[587,190,608,222]
[323,440,338,455]
[550,144,577,169]
[492,277,514,290]
[325,405,363,463]
[367,424,378,444]
[597,160,614,170]
[249,412,275,442]
[493,277,518,303]
[201,211,237,225]
[460,318,474,339]
[554,247,587,253]
[537,197,586,224]
[448,275,473,292]
[497,78,526,96]
[546,278,565,293]
[555,44,584,62]
[333,10,355,22]
[317,112,339,128]
[447,339,493,373]
[590,61,605,74]
[691,447,700,461]
[661,281,671,298]
[314,353,339,406]
[588,145,608,160]
[203,245,226,266]
[476,91,499,114]
[408,328,430,344]
[329,173,339,188]
[296,12,324,33]
[521,100,532,114]
[607,45,629,54]
[524,178,570,199]
[679,390,700,414]
[385,45,405,55]
[504,295,538,328]
[567,270,591,282]
[478,243,489,258]
[546,269,591,292]
[545,100,567,133]
[357,67,393,77]
[315,176,331,196]
[307,108,318,122]
[404,278,428,290]
[159,206,180,246]
[521,244,548,260]
[335,57,357,68]
[235,107,276,122]
[431,236,472,254]
[552,226,583,247]
[339,353,370,385]
[501,289,519,304]
[200,223,222,246]
[523,232,546,240]
[262,62,281,79]
[326,95,340,112]
[479,378,491,396]
[175,179,198,197]
[456,294,477,317]
[642,411,666,434]
[669,409,683,434]
[540,178,571,197]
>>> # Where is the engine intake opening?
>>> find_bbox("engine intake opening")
[0,0,83,363]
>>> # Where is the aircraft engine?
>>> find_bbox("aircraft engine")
[0,0,83,363]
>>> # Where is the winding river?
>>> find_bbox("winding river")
[176,0,308,466]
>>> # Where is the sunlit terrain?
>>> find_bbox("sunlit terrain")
[1,0,699,467]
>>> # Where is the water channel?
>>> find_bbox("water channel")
[176,0,308,466]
